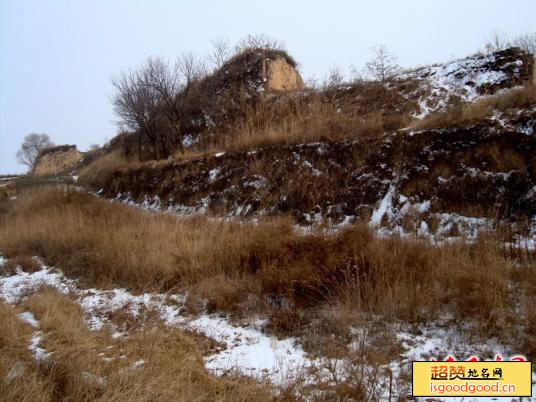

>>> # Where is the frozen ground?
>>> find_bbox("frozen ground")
[0,258,316,385]
[399,51,527,119]
[1,256,534,400]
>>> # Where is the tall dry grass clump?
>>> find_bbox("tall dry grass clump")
[0,187,297,291]
[209,96,392,153]
[78,151,130,189]
[0,186,526,333]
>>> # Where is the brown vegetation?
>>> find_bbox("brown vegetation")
[1,187,535,400]
[0,187,533,340]
[205,88,410,153]
[78,151,130,189]
[0,289,266,401]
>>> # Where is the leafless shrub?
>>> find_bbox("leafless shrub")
[144,56,183,155]
[235,33,286,53]
[484,31,511,53]
[513,32,536,54]
[323,65,345,89]
[484,30,536,54]
[176,52,207,86]
[365,45,400,83]
[111,53,209,159]
[208,38,232,70]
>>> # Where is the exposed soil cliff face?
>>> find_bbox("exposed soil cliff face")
[265,58,304,91]
[104,108,536,234]
[33,145,83,176]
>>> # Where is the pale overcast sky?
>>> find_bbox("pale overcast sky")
[1,0,534,174]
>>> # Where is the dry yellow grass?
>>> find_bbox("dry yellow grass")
[78,151,131,189]
[0,187,298,292]
[0,301,55,401]
[0,288,268,401]
[196,91,411,157]
[0,186,530,331]
[1,187,535,400]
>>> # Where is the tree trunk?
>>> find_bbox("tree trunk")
[137,132,142,162]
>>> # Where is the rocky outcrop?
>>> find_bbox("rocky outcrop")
[33,145,83,176]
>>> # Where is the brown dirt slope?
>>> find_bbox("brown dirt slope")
[103,107,536,228]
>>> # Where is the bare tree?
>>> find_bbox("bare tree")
[174,53,210,151]
[365,45,400,83]
[112,51,210,160]
[323,65,345,89]
[208,38,231,70]
[144,56,183,156]
[483,31,536,55]
[16,133,54,171]
[176,52,206,88]
[111,66,162,161]
[349,64,366,83]
[511,32,536,54]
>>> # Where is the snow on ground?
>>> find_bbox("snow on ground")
[397,323,513,363]
[1,256,535,398]
[400,52,524,119]
[18,311,39,328]
[367,181,506,245]
[208,168,220,183]
[187,316,311,384]
[112,187,535,252]
[0,259,313,384]
[28,330,51,361]
[370,184,395,227]
[17,310,51,361]
[0,264,76,303]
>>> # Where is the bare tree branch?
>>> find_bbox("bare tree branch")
[365,45,400,83]
[483,31,536,54]
[176,52,206,89]
[111,65,162,161]
[208,38,231,70]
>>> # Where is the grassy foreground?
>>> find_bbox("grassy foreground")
[1,187,535,400]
